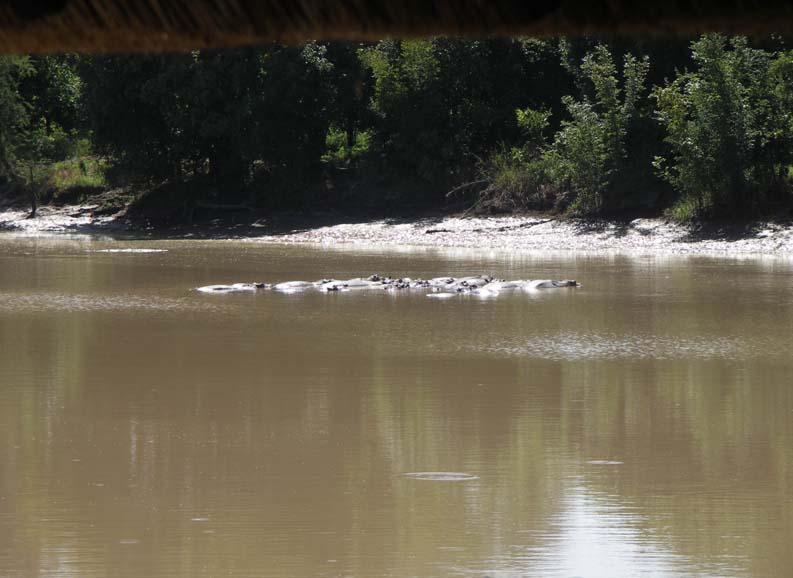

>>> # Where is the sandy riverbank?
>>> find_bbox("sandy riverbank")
[2,202,793,256]
[257,215,793,256]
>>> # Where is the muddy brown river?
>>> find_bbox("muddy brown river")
[1,235,792,578]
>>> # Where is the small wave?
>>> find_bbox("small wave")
[471,332,782,361]
[402,472,479,481]
[91,248,168,253]
[0,293,221,313]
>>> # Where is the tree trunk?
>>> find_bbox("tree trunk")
[28,165,37,218]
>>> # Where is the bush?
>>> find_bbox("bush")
[322,127,372,163]
[654,35,793,218]
[360,38,561,197]
[471,108,561,212]
[549,46,650,214]
[472,147,560,213]
[476,45,651,215]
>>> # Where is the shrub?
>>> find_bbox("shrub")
[654,35,793,218]
[549,46,650,214]
[476,45,650,215]
[472,146,560,213]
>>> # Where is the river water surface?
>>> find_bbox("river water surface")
[1,235,792,578]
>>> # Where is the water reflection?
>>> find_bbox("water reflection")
[1,237,792,578]
[513,486,735,578]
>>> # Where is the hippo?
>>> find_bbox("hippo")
[472,287,500,297]
[383,279,410,290]
[489,280,525,290]
[273,281,315,291]
[457,276,491,289]
[197,284,236,293]
[429,277,456,287]
[196,283,265,293]
[317,280,345,291]
[198,274,579,297]
[340,278,381,289]
[523,279,578,290]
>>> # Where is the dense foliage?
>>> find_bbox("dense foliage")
[654,36,793,217]
[4,35,793,219]
[550,46,650,213]
[0,55,31,181]
[360,38,564,190]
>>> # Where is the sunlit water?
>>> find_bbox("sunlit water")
[1,235,792,578]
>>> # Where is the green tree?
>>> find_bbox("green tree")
[549,45,650,213]
[323,42,373,159]
[81,53,191,180]
[21,55,83,138]
[0,56,32,182]
[251,43,334,199]
[361,38,562,198]
[654,35,793,217]
[15,55,86,210]
[82,45,333,203]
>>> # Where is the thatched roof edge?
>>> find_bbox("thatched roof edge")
[2,0,793,53]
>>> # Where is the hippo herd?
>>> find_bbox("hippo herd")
[196,275,578,297]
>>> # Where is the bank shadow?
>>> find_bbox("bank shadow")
[110,210,455,241]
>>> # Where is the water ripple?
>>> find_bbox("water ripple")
[472,332,786,361]
[90,248,168,254]
[0,292,223,314]
[402,472,480,482]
